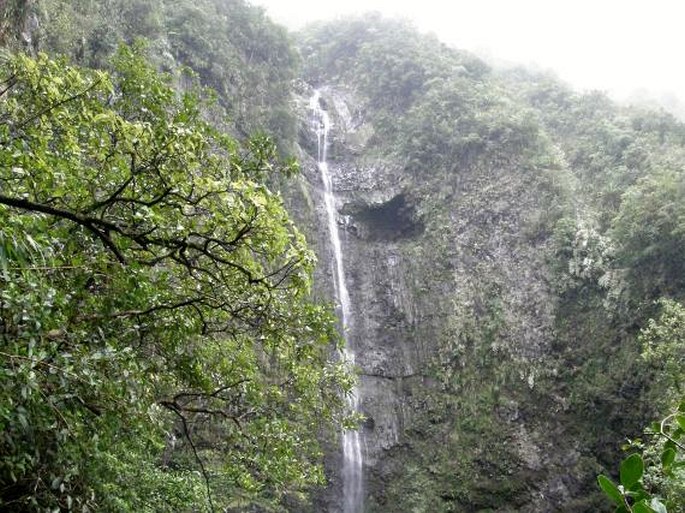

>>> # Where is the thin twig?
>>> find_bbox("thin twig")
[660,413,685,451]
[12,78,102,133]
[160,401,216,513]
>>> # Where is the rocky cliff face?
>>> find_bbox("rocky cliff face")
[282,16,685,512]
[0,0,41,52]
[286,81,581,512]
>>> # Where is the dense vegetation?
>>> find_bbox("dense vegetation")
[0,0,299,148]
[1,2,685,512]
[0,2,352,511]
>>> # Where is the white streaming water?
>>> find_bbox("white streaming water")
[309,91,363,513]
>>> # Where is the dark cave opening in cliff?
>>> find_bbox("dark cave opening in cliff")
[351,194,424,241]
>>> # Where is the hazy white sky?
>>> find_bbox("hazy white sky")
[251,0,685,102]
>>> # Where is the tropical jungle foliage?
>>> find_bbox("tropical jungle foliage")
[25,0,298,147]
[0,45,351,512]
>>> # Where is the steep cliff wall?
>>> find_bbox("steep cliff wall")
[285,16,685,512]
[288,81,576,511]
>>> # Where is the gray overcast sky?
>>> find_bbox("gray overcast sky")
[250,0,685,103]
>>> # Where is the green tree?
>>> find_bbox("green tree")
[35,0,299,147]
[0,47,352,512]
[611,170,685,303]
[0,0,40,52]
[597,400,684,513]
[642,299,685,398]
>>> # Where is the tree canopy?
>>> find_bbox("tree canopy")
[0,47,351,512]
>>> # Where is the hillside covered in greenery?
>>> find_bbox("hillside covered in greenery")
[1,2,685,512]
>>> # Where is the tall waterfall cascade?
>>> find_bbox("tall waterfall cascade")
[309,91,364,513]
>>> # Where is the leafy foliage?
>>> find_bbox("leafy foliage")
[0,48,351,511]
[594,300,685,513]
[34,0,298,147]
[298,15,488,143]
[611,170,685,302]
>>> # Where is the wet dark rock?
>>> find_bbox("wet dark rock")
[341,194,424,241]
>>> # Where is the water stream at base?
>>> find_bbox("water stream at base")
[309,91,363,513]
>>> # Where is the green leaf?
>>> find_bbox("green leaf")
[633,502,656,513]
[661,447,676,469]
[598,474,623,506]
[676,414,685,431]
[620,454,644,488]
[629,488,649,502]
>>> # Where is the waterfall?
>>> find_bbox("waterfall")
[309,91,364,513]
